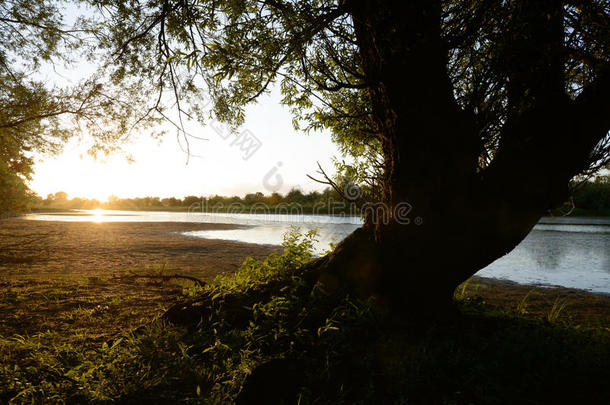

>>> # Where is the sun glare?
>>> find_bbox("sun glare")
[90,208,106,223]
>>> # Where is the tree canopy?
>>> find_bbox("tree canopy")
[0,0,163,212]
[2,1,608,213]
[90,0,609,184]
[75,0,609,306]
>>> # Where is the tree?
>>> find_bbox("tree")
[183,195,201,207]
[89,0,608,310]
[162,197,181,207]
[0,155,34,213]
[285,188,306,204]
[52,191,69,203]
[269,192,283,205]
[0,0,169,214]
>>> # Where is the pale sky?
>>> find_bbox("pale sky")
[24,3,341,201]
[29,85,341,200]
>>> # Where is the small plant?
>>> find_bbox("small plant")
[516,290,534,316]
[323,241,338,256]
[547,298,569,323]
[1,229,609,404]
[455,278,472,300]
[183,282,205,297]
[88,276,104,284]
[455,277,479,300]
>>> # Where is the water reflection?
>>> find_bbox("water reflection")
[477,229,610,292]
[183,223,358,253]
[527,233,566,270]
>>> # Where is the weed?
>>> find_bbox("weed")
[455,277,480,300]
[516,290,534,316]
[548,298,569,323]
[0,229,608,404]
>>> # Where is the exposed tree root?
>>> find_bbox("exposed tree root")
[110,273,206,287]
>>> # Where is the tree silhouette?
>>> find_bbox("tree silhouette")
[0,0,175,213]
[67,1,610,308]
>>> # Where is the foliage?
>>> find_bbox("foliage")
[34,175,610,216]
[3,1,608,215]
[0,156,35,214]
[34,187,360,215]
[1,229,609,404]
[571,175,610,215]
[0,0,165,214]
[84,0,610,196]
[547,298,569,323]
[547,174,610,216]
[210,226,317,290]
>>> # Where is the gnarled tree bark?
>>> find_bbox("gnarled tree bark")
[308,0,610,312]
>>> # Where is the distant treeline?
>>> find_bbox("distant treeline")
[34,188,360,215]
[558,176,610,216]
[32,176,610,216]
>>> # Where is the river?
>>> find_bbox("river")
[25,210,610,293]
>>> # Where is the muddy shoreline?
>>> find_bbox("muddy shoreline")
[0,218,281,340]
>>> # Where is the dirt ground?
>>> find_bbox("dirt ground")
[0,218,280,279]
[459,276,610,326]
[0,218,279,341]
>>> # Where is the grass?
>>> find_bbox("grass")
[515,289,534,316]
[0,229,609,404]
[547,298,569,323]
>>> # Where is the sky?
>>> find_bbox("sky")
[28,85,341,201]
[25,3,342,201]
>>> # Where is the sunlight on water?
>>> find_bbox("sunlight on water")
[90,208,106,223]
[27,209,141,223]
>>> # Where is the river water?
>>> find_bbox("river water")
[25,211,610,293]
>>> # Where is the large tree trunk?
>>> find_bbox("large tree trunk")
[308,0,609,313]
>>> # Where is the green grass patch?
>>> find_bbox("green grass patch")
[1,229,609,404]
